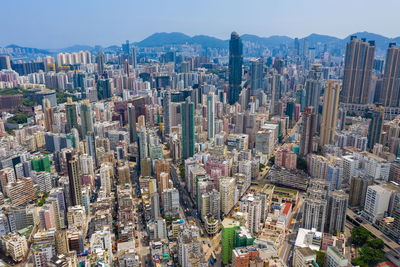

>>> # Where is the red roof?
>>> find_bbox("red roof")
[282,202,292,216]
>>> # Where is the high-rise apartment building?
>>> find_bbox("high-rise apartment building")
[305,64,323,113]
[367,105,385,150]
[80,100,94,137]
[326,190,348,234]
[299,107,315,157]
[65,98,78,133]
[229,32,243,105]
[0,55,11,70]
[66,152,83,207]
[380,43,400,107]
[320,80,340,147]
[349,175,374,208]
[341,36,375,104]
[96,52,105,75]
[302,197,327,233]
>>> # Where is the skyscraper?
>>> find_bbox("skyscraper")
[320,80,340,147]
[122,40,130,55]
[96,52,105,75]
[127,103,137,143]
[130,46,137,68]
[181,97,195,160]
[300,107,315,157]
[207,93,215,140]
[380,43,400,107]
[228,32,243,105]
[250,58,263,96]
[66,151,83,206]
[367,105,385,150]
[163,90,171,139]
[80,100,94,137]
[294,38,300,56]
[341,36,375,104]
[65,98,78,133]
[305,64,322,113]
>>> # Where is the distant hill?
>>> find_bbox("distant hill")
[5,44,50,54]
[136,32,191,47]
[4,31,400,56]
[58,45,94,53]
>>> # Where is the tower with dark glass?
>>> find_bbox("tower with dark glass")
[228,32,243,105]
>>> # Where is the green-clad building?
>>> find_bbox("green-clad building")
[221,218,240,264]
[31,155,51,172]
[234,226,254,248]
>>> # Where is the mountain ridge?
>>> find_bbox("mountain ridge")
[3,31,400,53]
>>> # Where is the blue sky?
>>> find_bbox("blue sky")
[1,0,400,48]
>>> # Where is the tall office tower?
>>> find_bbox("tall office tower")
[302,197,327,232]
[96,52,105,75]
[341,36,375,104]
[320,80,340,147]
[65,98,78,133]
[302,38,309,58]
[80,100,94,137]
[295,88,306,111]
[367,105,385,150]
[0,55,11,70]
[380,43,400,106]
[181,97,195,160]
[228,32,243,105]
[66,151,83,207]
[124,59,129,76]
[127,103,137,143]
[122,40,130,55]
[207,93,215,140]
[326,190,348,234]
[294,38,300,56]
[250,58,263,96]
[271,74,281,113]
[130,46,137,68]
[163,90,171,139]
[299,107,315,157]
[139,127,148,159]
[305,64,322,113]
[151,193,160,220]
[43,98,54,132]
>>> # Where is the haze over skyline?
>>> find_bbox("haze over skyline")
[2,0,400,49]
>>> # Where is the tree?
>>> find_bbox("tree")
[351,226,370,246]
[179,164,185,180]
[296,157,307,171]
[351,258,367,267]
[268,156,275,166]
[367,238,384,250]
[315,251,325,267]
[259,163,265,171]
[359,245,385,265]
